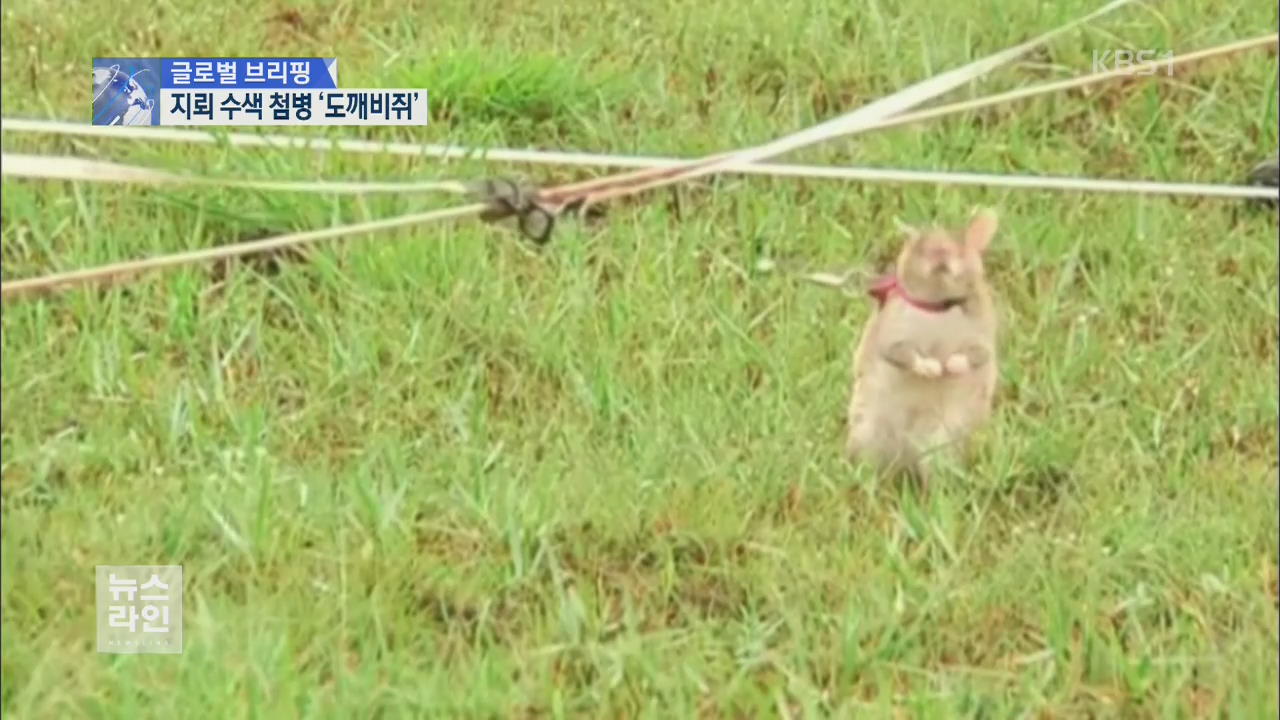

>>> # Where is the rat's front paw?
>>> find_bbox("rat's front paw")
[944,353,971,375]
[912,355,943,378]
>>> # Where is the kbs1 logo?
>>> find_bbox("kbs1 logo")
[92,57,428,126]
[1091,49,1175,76]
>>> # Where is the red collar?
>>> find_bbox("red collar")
[868,274,961,313]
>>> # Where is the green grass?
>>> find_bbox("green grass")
[2,0,1278,716]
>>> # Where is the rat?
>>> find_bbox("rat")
[844,208,1000,485]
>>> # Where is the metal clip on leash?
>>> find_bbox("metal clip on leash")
[468,177,557,245]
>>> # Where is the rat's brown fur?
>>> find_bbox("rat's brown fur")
[844,209,1000,484]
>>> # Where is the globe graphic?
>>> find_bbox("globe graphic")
[92,65,155,126]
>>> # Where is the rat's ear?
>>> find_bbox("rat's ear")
[964,208,998,254]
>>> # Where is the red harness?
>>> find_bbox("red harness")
[867,275,961,313]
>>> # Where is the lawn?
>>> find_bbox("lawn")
[2,0,1278,717]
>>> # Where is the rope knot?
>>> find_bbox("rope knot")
[468,177,556,244]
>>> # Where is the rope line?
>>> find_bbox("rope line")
[0,152,475,196]
[533,33,1279,208]
[0,204,491,299]
[5,35,1272,184]
[535,0,1143,211]
[3,147,1275,201]
[5,5,1275,301]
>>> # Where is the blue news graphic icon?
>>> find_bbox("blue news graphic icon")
[92,58,161,126]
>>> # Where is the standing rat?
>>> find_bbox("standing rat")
[844,208,1000,484]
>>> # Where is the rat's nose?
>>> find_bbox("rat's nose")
[925,245,952,262]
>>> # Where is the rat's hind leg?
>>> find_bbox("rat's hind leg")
[846,412,923,484]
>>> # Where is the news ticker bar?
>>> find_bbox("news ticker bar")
[92,57,427,126]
